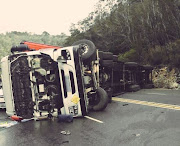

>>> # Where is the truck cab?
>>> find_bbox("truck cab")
[1,40,108,119]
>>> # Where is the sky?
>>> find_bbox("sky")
[0,0,99,35]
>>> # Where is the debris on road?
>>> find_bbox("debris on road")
[132,133,141,137]
[11,115,50,122]
[123,104,129,106]
[0,121,18,128]
[61,141,69,144]
[11,115,23,121]
[60,130,71,135]
[34,116,49,121]
[20,119,33,123]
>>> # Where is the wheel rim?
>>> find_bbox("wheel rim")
[80,44,89,55]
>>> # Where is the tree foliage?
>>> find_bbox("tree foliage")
[0,31,68,62]
[66,0,180,68]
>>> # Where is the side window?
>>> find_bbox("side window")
[69,71,75,94]
[61,50,71,60]
[61,70,67,98]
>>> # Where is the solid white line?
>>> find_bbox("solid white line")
[147,93,166,96]
[84,116,104,124]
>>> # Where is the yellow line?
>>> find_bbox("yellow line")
[112,97,180,111]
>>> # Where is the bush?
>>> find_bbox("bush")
[118,49,137,62]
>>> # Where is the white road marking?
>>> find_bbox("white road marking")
[84,116,104,124]
[112,97,180,111]
[147,93,166,96]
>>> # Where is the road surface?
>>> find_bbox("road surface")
[0,88,180,146]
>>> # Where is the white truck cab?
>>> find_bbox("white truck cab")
[1,40,108,119]
[1,46,88,118]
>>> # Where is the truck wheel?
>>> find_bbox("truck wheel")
[11,44,30,53]
[104,87,112,103]
[72,39,96,63]
[108,89,113,103]
[92,87,108,111]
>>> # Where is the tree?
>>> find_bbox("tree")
[65,0,180,66]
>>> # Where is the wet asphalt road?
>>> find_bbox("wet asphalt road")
[0,89,180,146]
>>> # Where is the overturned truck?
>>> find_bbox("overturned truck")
[1,40,109,119]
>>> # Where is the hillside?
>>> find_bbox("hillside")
[0,31,68,62]
[65,0,180,68]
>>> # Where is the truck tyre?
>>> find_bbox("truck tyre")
[72,39,96,63]
[108,92,112,103]
[11,44,30,53]
[105,87,112,103]
[92,87,108,111]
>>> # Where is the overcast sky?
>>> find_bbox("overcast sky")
[0,0,99,35]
